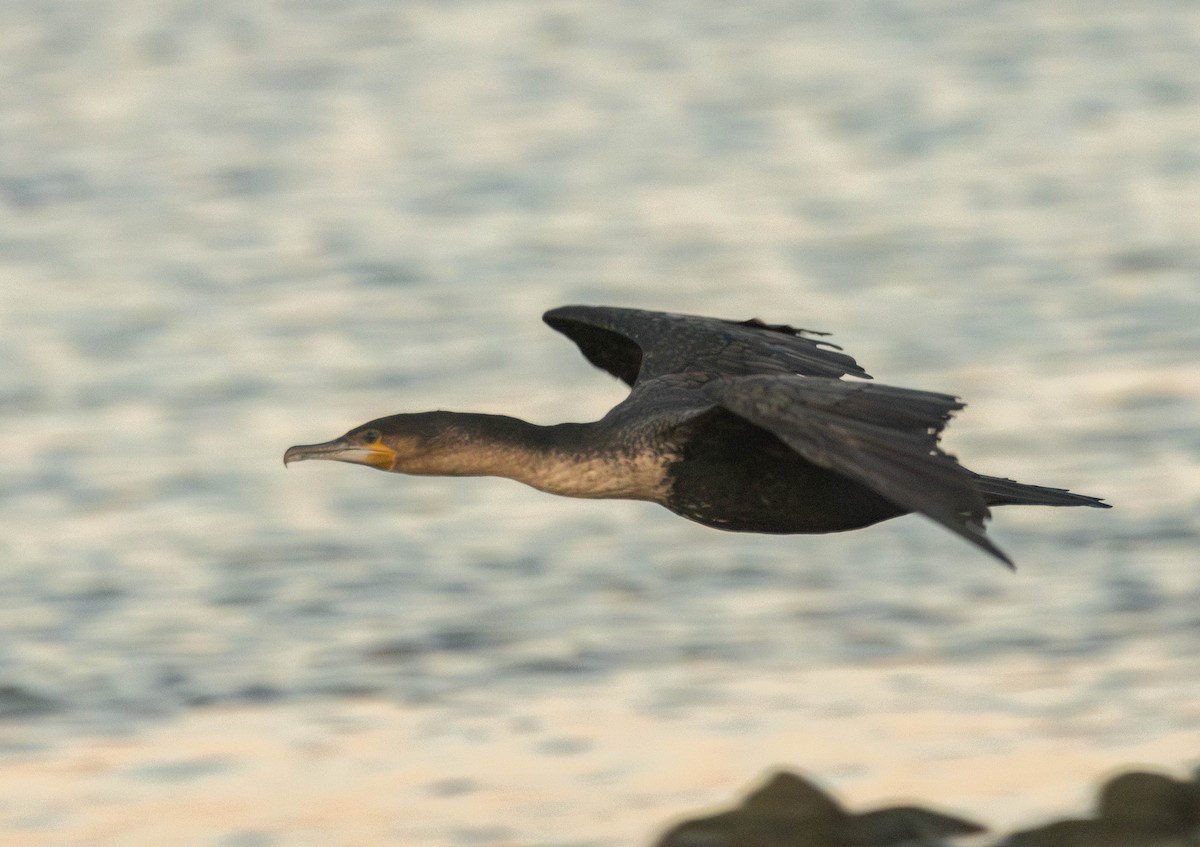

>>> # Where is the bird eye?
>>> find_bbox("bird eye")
[362,429,381,445]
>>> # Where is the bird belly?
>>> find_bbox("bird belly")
[665,457,907,534]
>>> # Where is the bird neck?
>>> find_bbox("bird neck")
[416,413,670,501]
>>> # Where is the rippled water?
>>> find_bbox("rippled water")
[1,2,1198,844]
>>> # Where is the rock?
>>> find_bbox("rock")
[654,770,985,847]
[1096,771,1196,834]
[999,766,1200,847]
[999,818,1190,847]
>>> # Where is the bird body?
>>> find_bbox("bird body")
[285,305,1109,566]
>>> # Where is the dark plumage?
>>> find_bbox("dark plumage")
[284,305,1110,567]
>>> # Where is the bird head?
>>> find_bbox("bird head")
[284,412,495,475]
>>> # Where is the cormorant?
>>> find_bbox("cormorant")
[284,305,1109,566]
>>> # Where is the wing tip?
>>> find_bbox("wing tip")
[964,519,1016,570]
[992,545,1017,571]
[542,304,583,324]
[955,524,1016,570]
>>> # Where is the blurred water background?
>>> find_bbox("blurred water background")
[1,2,1198,845]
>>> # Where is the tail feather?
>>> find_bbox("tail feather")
[976,474,1111,509]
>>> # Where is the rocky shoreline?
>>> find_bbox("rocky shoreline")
[656,764,1200,846]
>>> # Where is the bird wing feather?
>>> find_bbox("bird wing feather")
[702,375,1013,566]
[543,305,870,386]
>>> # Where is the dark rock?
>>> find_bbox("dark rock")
[654,770,985,847]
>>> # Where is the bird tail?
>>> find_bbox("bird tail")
[975,474,1111,509]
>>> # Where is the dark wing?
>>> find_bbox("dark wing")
[702,375,1012,567]
[543,305,870,387]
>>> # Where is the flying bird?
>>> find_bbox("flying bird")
[284,305,1109,566]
